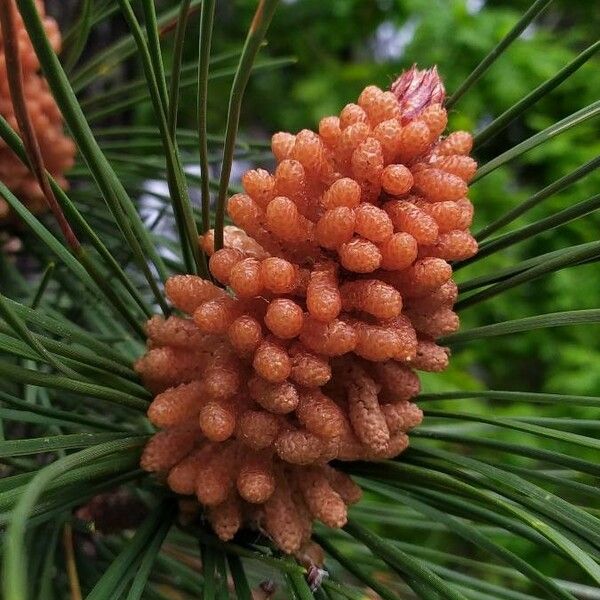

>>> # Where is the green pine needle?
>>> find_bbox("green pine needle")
[446,0,552,108]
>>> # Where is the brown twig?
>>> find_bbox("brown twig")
[159,4,201,37]
[0,0,80,251]
[62,523,83,600]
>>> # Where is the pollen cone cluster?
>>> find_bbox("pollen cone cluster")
[0,0,75,220]
[137,66,478,553]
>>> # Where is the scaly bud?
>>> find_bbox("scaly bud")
[391,64,446,123]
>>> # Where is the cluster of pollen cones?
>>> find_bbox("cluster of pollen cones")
[136,66,478,555]
[0,0,75,220]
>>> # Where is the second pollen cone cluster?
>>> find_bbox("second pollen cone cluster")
[0,0,75,220]
[136,65,478,554]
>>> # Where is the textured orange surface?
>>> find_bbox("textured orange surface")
[137,66,478,554]
[0,0,74,219]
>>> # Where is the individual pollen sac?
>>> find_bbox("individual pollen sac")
[226,193,263,231]
[411,339,450,372]
[145,315,212,350]
[194,442,239,506]
[227,315,263,356]
[137,64,477,554]
[253,338,292,383]
[321,177,362,209]
[237,410,281,450]
[375,361,420,401]
[358,87,400,127]
[200,225,268,259]
[315,207,356,249]
[357,85,383,112]
[271,132,296,161]
[229,258,263,298]
[264,299,304,339]
[296,467,349,528]
[140,425,199,473]
[412,168,468,202]
[340,279,402,320]
[273,160,310,215]
[414,198,474,233]
[379,232,418,271]
[382,402,424,436]
[382,257,453,298]
[404,279,458,313]
[351,137,384,184]
[336,121,371,169]
[192,296,240,334]
[372,118,403,164]
[266,196,314,243]
[135,346,206,391]
[318,115,342,148]
[351,322,396,362]
[419,103,448,139]
[300,316,357,356]
[289,343,332,387]
[419,229,478,261]
[167,444,210,495]
[345,363,390,452]
[165,275,226,314]
[225,195,283,257]
[242,168,275,208]
[430,154,477,182]
[405,306,460,338]
[384,199,439,245]
[209,248,244,285]
[306,265,342,322]
[274,428,326,465]
[339,237,382,273]
[381,164,414,196]
[291,129,327,177]
[208,495,242,541]
[354,203,394,243]
[339,103,368,128]
[433,130,473,156]
[260,257,297,293]
[237,450,276,503]
[296,389,347,440]
[198,398,237,442]
[396,120,431,163]
[147,381,204,428]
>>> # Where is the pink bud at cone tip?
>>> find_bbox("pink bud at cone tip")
[391,65,446,123]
